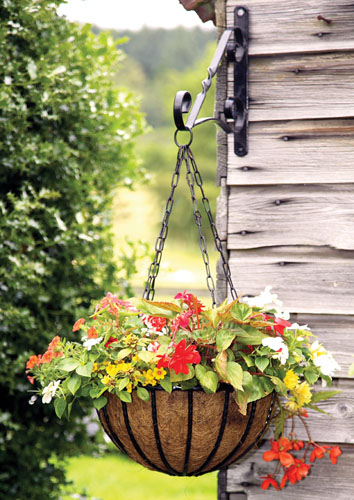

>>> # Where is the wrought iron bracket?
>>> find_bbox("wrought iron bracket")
[173,6,249,156]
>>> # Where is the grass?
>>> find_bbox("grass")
[63,454,217,500]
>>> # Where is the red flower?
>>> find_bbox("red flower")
[260,474,279,491]
[174,290,204,313]
[310,445,329,462]
[157,339,201,375]
[263,438,295,467]
[265,316,291,336]
[27,375,35,385]
[73,318,85,332]
[329,446,342,464]
[87,326,98,339]
[105,336,118,348]
[300,409,308,418]
[286,459,311,484]
[48,336,60,351]
[171,310,193,333]
[142,315,167,332]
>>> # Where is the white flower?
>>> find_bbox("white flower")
[310,341,340,377]
[4,76,12,85]
[242,286,289,319]
[82,337,103,350]
[262,336,289,365]
[42,380,60,404]
[288,323,310,331]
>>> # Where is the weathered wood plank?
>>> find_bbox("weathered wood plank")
[290,314,354,379]
[228,52,354,121]
[227,119,354,185]
[216,178,228,241]
[226,442,354,499]
[229,246,354,314]
[227,184,354,250]
[226,0,354,55]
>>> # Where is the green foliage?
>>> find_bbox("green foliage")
[0,1,143,499]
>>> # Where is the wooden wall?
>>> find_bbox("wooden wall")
[215,1,354,498]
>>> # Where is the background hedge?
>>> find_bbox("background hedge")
[0,1,143,498]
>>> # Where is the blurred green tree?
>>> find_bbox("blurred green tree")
[0,1,143,499]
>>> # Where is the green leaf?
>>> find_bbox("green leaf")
[76,361,93,377]
[234,325,270,345]
[137,387,150,401]
[170,366,194,382]
[67,374,81,395]
[130,298,180,318]
[230,303,252,322]
[117,390,132,403]
[255,357,269,372]
[117,348,132,361]
[118,377,129,391]
[58,358,80,372]
[93,396,107,410]
[54,398,66,419]
[234,388,249,415]
[304,368,319,384]
[270,376,288,395]
[226,361,243,391]
[195,364,206,381]
[239,351,254,367]
[137,350,155,363]
[310,390,341,404]
[90,386,106,398]
[214,351,228,380]
[159,377,172,393]
[306,403,330,415]
[199,371,219,393]
[216,329,236,352]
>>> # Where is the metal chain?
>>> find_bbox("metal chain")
[186,146,238,301]
[143,147,183,300]
[143,141,238,303]
[184,147,217,306]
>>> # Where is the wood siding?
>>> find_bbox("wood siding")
[216,0,354,498]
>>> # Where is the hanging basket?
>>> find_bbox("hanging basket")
[98,385,274,476]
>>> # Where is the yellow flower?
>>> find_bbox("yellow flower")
[106,363,119,377]
[118,362,132,373]
[92,363,100,373]
[132,354,139,362]
[293,381,312,407]
[284,369,299,390]
[153,367,166,380]
[145,369,155,381]
[285,399,299,412]
[126,382,133,393]
[102,375,111,385]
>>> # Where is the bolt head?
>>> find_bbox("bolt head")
[237,8,245,16]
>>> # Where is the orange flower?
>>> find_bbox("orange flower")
[48,336,60,351]
[286,459,311,484]
[260,474,279,491]
[310,445,329,462]
[88,326,98,339]
[263,438,295,467]
[72,318,85,332]
[40,350,53,364]
[27,375,35,385]
[329,446,342,464]
[292,439,304,451]
[26,355,41,369]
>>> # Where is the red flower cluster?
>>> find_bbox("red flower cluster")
[157,339,201,375]
[105,336,118,348]
[26,336,64,382]
[142,315,167,332]
[174,291,204,314]
[261,437,342,490]
[262,314,291,336]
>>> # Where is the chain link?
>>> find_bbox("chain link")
[143,142,238,304]
[186,147,238,301]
